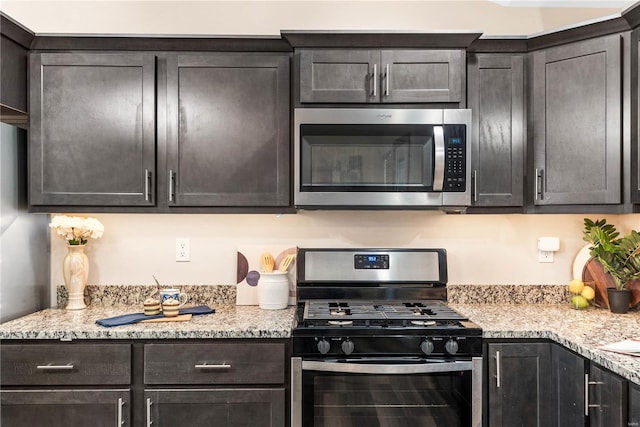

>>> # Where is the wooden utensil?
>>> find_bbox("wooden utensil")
[278,254,295,272]
[260,252,275,272]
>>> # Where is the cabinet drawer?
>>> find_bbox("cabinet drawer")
[144,343,285,385]
[1,343,131,386]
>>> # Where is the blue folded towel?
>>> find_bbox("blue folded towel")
[96,305,215,327]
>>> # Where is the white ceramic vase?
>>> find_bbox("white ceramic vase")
[257,271,289,310]
[63,244,89,310]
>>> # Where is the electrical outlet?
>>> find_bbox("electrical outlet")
[176,238,190,262]
[538,250,554,263]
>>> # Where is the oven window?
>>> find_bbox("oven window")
[303,371,471,427]
[300,124,434,192]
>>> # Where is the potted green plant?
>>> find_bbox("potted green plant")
[583,218,640,313]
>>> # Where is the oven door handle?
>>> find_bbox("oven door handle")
[302,359,473,375]
[432,126,445,191]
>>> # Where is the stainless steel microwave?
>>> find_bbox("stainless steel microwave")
[294,108,472,209]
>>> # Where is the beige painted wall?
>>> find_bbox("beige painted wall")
[0,1,624,36]
[49,212,640,305]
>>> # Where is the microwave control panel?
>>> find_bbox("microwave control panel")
[444,133,466,192]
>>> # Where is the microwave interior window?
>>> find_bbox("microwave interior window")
[301,124,434,192]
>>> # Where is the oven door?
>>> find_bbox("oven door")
[292,357,482,427]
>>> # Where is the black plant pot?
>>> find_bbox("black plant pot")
[607,288,631,314]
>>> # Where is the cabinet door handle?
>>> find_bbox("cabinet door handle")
[473,170,478,203]
[535,168,544,200]
[372,64,377,98]
[146,398,153,427]
[495,351,501,388]
[36,363,74,370]
[385,63,390,97]
[168,169,175,202]
[194,363,231,369]
[585,373,604,415]
[144,169,151,202]
[117,397,124,426]
[584,373,589,416]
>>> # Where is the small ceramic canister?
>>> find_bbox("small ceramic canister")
[143,298,161,315]
[162,298,180,317]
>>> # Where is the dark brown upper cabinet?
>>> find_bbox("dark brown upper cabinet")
[467,53,525,207]
[29,52,156,207]
[164,53,290,207]
[299,49,464,104]
[531,34,622,206]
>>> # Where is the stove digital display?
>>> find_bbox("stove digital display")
[354,254,389,269]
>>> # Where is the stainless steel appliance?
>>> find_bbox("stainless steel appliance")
[294,108,471,209]
[291,248,482,427]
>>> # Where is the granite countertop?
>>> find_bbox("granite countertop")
[3,296,640,385]
[0,304,296,340]
[451,303,640,386]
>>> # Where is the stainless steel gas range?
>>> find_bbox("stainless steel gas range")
[291,248,482,427]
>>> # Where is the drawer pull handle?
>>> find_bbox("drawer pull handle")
[146,398,153,426]
[36,363,74,370]
[195,363,231,369]
[117,397,124,426]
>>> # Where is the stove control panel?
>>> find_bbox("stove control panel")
[354,254,389,269]
[299,335,482,357]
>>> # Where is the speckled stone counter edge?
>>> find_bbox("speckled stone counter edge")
[57,284,236,308]
[447,284,569,304]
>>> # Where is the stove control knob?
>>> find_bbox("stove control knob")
[445,339,459,355]
[341,339,355,355]
[317,338,331,355]
[420,339,435,355]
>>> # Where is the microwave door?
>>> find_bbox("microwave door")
[432,126,445,191]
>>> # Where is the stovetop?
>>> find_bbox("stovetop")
[303,299,467,324]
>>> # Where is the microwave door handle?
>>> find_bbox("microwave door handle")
[433,126,445,191]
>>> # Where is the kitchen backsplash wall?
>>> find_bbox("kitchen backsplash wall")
[49,212,640,307]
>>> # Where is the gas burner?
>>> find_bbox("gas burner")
[328,320,353,326]
[330,308,351,316]
[411,320,437,326]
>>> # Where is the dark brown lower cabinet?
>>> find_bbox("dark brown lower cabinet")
[551,344,587,427]
[145,388,284,427]
[588,363,627,427]
[630,383,640,427]
[1,389,130,427]
[487,342,552,427]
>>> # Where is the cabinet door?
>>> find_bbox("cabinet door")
[551,344,586,427]
[1,389,130,427]
[487,343,552,427]
[629,382,640,427]
[467,54,524,206]
[531,34,621,205]
[166,53,290,207]
[299,49,379,103]
[145,388,284,427]
[29,53,156,206]
[633,29,640,205]
[380,49,463,103]
[588,363,627,427]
